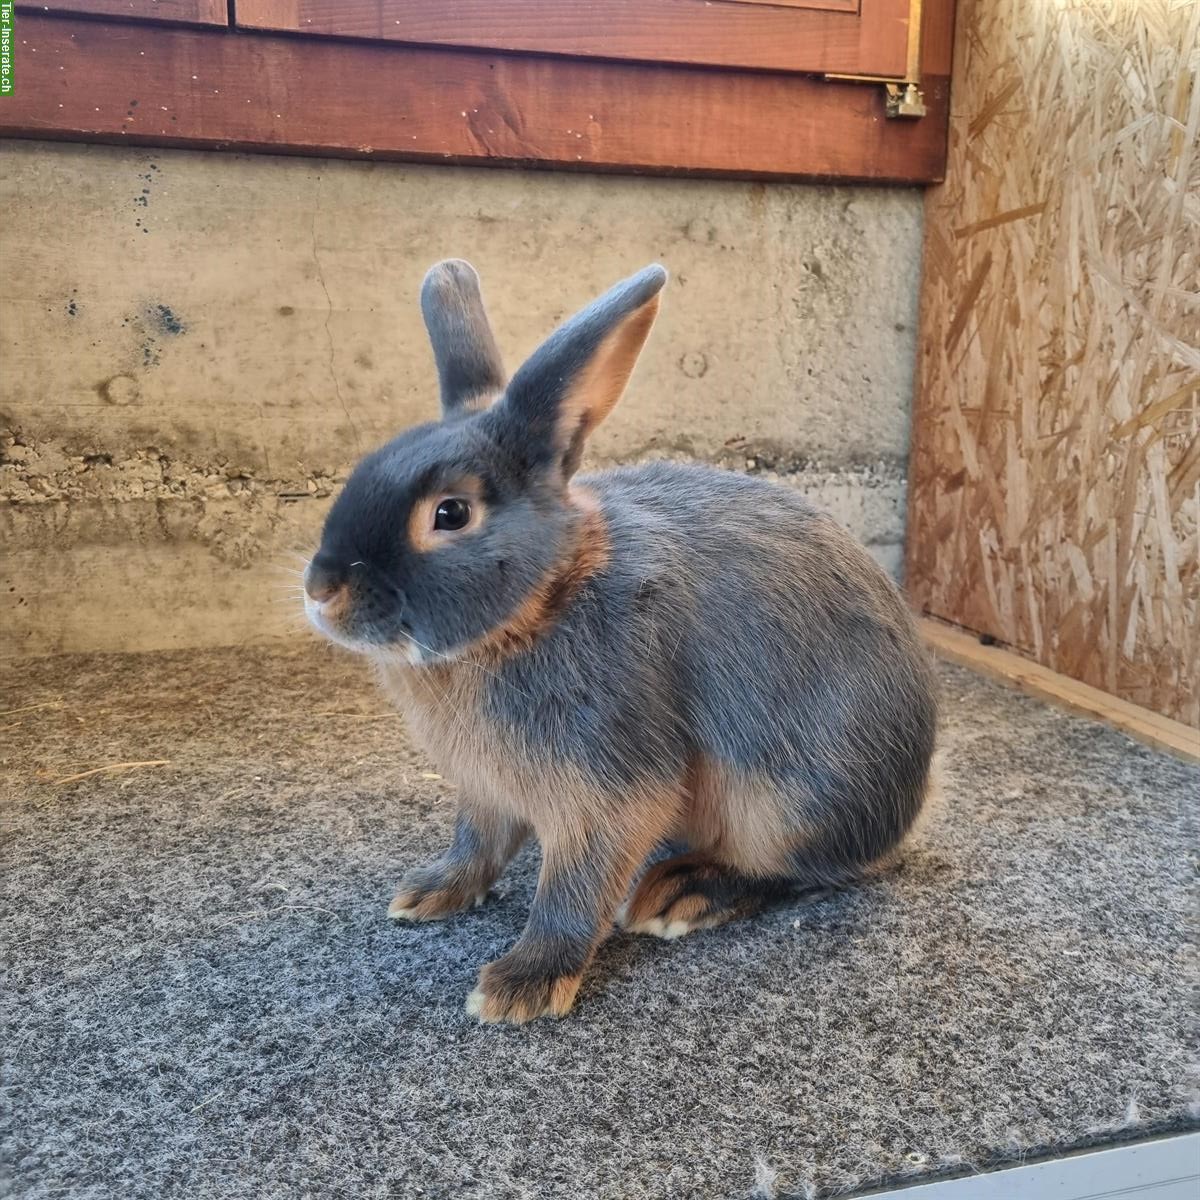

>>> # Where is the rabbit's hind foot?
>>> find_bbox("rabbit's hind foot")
[618,852,790,939]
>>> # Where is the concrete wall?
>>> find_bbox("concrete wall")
[0,140,923,658]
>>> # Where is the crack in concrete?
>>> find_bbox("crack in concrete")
[311,175,361,454]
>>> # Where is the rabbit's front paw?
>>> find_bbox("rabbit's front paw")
[387,863,487,922]
[465,951,583,1023]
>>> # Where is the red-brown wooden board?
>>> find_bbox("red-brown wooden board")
[17,0,227,24]
[234,0,912,78]
[0,15,951,183]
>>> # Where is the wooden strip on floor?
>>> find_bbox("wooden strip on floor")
[921,618,1200,764]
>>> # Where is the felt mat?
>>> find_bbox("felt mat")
[3,642,1197,1199]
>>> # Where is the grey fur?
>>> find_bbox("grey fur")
[482,462,937,877]
[398,803,528,905]
[311,414,571,652]
[505,263,667,473]
[420,260,507,415]
[306,261,938,1016]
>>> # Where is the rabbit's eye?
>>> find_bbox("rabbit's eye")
[434,498,472,531]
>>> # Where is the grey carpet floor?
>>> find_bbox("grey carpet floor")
[2,642,1197,1200]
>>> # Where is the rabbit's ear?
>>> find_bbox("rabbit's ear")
[421,260,507,417]
[503,265,667,478]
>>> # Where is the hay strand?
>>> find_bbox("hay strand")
[50,760,171,785]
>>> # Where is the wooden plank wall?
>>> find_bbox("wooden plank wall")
[0,14,951,185]
[908,0,1200,727]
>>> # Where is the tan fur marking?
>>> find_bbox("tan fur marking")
[468,490,611,665]
[388,885,481,922]
[468,971,582,1023]
[681,756,799,877]
[621,854,743,939]
[407,475,488,553]
[554,292,661,474]
[548,973,584,1016]
[467,965,585,1024]
[621,854,706,927]
[665,893,710,925]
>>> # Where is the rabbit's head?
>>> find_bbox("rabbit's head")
[304,260,666,663]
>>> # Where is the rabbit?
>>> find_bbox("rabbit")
[303,259,938,1024]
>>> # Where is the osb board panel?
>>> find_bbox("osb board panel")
[908,0,1200,727]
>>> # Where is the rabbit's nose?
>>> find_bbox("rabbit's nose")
[312,583,351,624]
[305,555,344,603]
[305,575,351,626]
[306,576,340,603]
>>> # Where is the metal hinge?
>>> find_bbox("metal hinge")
[884,82,928,119]
[822,77,929,120]
[823,0,927,119]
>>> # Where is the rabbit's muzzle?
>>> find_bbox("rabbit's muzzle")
[304,556,357,640]
[303,557,415,657]
[304,581,351,632]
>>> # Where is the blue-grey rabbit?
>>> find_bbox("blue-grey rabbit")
[304,261,937,1023]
